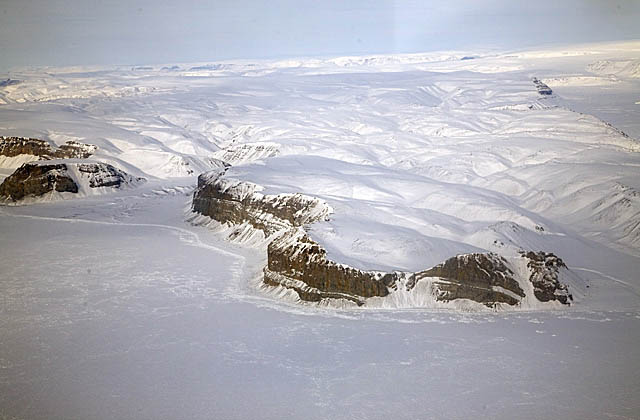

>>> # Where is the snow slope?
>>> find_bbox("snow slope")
[0,179,638,420]
[1,41,639,308]
[1,41,640,419]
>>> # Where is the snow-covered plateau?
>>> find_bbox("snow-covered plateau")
[1,41,639,419]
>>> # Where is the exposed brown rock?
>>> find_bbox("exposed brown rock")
[192,171,574,307]
[266,230,394,303]
[192,172,394,303]
[0,136,96,160]
[55,141,96,159]
[416,253,525,306]
[0,161,144,202]
[521,251,573,304]
[0,163,78,201]
[77,163,133,188]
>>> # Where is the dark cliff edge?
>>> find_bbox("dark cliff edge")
[533,77,553,96]
[0,161,145,202]
[192,171,575,308]
[0,163,78,200]
[414,253,524,306]
[0,136,97,160]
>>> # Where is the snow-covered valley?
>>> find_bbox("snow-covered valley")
[1,41,639,419]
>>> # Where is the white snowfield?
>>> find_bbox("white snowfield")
[1,41,640,419]
[1,41,639,306]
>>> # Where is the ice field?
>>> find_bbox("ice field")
[1,41,640,419]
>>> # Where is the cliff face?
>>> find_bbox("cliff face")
[416,253,524,306]
[192,171,394,305]
[521,251,572,304]
[192,171,574,308]
[533,78,553,95]
[0,161,144,202]
[0,136,96,160]
[76,163,133,188]
[264,230,398,305]
[0,163,78,200]
[192,171,329,234]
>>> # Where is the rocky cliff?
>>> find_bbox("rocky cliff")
[0,160,144,202]
[0,136,96,160]
[533,77,553,95]
[415,253,524,306]
[521,251,572,304]
[0,162,78,200]
[192,171,396,305]
[192,171,575,308]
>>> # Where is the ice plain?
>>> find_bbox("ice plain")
[1,41,640,419]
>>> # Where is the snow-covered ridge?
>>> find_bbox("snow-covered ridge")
[212,142,280,166]
[532,78,553,95]
[0,76,159,104]
[587,59,640,78]
[192,171,579,310]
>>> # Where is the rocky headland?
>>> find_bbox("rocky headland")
[0,160,145,203]
[192,170,575,308]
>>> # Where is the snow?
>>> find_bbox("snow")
[1,182,639,420]
[1,40,640,418]
[0,153,39,169]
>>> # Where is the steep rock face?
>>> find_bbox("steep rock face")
[192,171,395,305]
[0,160,144,202]
[521,251,572,304]
[192,171,574,308]
[77,163,132,188]
[212,142,280,166]
[533,77,553,95]
[0,163,78,200]
[192,171,328,234]
[415,253,524,306]
[0,136,96,160]
[55,141,97,159]
[264,230,398,305]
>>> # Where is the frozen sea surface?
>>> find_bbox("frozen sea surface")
[0,184,638,420]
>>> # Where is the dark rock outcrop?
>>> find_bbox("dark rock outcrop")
[415,253,524,306]
[264,230,397,305]
[0,163,78,200]
[0,79,20,87]
[192,172,394,305]
[0,136,96,160]
[192,171,574,308]
[77,163,133,188]
[0,161,144,202]
[533,77,553,95]
[55,141,96,159]
[521,251,573,304]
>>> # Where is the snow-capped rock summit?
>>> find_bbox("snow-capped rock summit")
[0,160,145,204]
[192,171,579,309]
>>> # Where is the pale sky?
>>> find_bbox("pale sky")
[0,0,639,70]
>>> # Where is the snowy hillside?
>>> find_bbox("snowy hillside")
[1,40,640,420]
[1,40,639,309]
